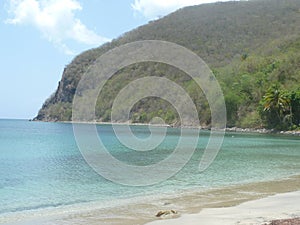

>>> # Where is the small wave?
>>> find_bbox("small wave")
[0,200,90,215]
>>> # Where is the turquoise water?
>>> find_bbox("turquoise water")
[0,119,300,222]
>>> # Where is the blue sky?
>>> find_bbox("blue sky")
[0,0,233,119]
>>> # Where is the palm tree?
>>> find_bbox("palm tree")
[262,84,290,126]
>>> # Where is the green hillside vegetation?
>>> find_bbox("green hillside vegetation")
[35,0,300,130]
[217,37,300,129]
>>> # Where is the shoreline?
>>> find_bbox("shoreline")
[146,190,300,225]
[56,174,300,225]
[3,174,300,225]
[144,174,300,225]
[225,127,300,136]
[34,119,300,136]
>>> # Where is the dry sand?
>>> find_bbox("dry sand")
[146,191,300,225]
[3,175,300,225]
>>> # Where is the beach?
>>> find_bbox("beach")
[145,173,300,225]
[2,174,299,225]
[146,190,300,225]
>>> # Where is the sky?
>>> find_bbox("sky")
[0,0,235,119]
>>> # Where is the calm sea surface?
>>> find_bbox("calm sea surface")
[0,119,300,223]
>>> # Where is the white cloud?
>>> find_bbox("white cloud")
[132,0,236,20]
[6,0,111,54]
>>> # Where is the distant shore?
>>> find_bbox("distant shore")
[36,119,300,136]
[225,127,300,136]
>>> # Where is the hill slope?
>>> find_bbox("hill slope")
[34,0,300,129]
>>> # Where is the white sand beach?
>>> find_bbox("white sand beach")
[146,191,300,225]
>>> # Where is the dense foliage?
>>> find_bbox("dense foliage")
[216,37,300,129]
[35,0,300,130]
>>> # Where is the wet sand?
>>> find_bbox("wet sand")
[146,191,300,225]
[3,175,300,225]
[43,175,300,224]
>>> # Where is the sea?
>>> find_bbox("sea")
[0,119,300,224]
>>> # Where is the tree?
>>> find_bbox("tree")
[261,84,291,129]
[289,89,300,127]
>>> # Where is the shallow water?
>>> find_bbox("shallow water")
[0,119,299,224]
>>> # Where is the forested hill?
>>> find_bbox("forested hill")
[35,0,300,130]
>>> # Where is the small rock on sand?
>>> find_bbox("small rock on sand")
[156,210,178,218]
